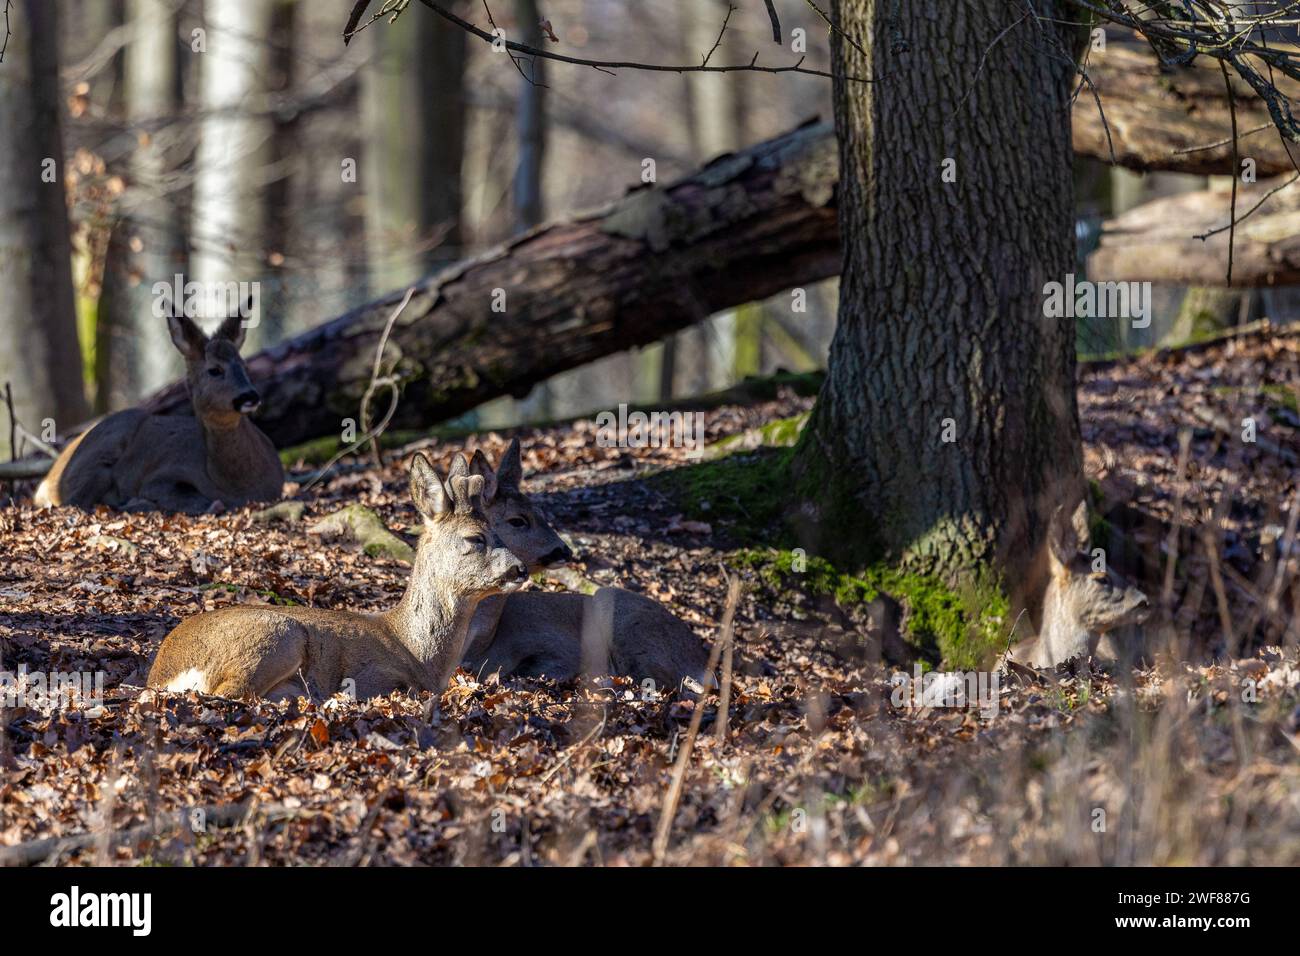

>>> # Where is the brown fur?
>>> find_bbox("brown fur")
[1011,499,1150,668]
[147,454,527,700]
[34,311,282,513]
[462,440,713,691]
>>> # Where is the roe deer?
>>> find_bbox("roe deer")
[1010,499,1150,669]
[147,453,528,700]
[34,310,283,513]
[461,440,713,692]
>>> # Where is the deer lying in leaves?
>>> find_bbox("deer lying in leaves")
[147,453,527,700]
[34,310,283,513]
[1009,498,1150,669]
[462,439,714,693]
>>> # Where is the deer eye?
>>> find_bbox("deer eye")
[507,516,530,529]
[207,367,224,378]
[465,534,487,549]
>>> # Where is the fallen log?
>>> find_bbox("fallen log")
[109,45,1300,449]
[1089,177,1300,285]
[143,119,842,448]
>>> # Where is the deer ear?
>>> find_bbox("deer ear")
[214,313,247,351]
[1070,499,1090,550]
[469,449,499,503]
[166,312,207,361]
[409,453,450,519]
[1047,503,1080,567]
[496,437,523,492]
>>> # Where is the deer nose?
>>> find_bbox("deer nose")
[507,562,528,582]
[541,544,573,566]
[233,390,261,413]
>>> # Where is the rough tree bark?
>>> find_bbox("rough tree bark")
[0,0,89,456]
[791,2,1083,593]
[140,119,843,447]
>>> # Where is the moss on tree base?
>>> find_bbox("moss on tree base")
[652,449,1010,670]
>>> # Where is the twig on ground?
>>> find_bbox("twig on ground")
[652,574,741,865]
[539,707,607,783]
[1162,429,1193,608]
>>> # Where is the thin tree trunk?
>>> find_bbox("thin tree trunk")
[509,0,553,422]
[793,2,1083,596]
[99,0,183,405]
[678,0,743,396]
[361,6,467,294]
[191,0,273,344]
[282,0,366,335]
[0,0,89,455]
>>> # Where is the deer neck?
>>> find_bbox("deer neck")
[1038,580,1091,665]
[199,414,262,492]
[382,546,485,689]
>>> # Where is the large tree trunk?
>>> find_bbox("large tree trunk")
[792,2,1082,593]
[0,0,89,456]
[139,119,842,447]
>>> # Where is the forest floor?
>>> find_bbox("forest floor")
[1,328,1299,866]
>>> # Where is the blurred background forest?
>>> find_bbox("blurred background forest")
[2,0,1296,460]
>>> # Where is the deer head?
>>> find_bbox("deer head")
[408,452,529,598]
[1034,499,1150,667]
[166,308,261,429]
[469,438,573,573]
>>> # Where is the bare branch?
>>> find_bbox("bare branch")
[804,0,869,59]
[763,0,782,43]
[703,4,736,68]
[408,0,871,81]
[1219,58,1239,284]
[0,0,12,64]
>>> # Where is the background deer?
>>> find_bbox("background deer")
[1010,499,1150,669]
[34,310,283,513]
[462,440,714,692]
[147,453,527,700]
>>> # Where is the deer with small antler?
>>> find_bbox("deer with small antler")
[147,453,528,700]
[462,439,715,692]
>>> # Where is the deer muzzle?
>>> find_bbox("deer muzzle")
[234,390,261,414]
